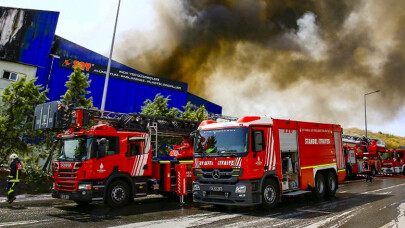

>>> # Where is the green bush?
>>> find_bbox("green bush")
[23,164,52,192]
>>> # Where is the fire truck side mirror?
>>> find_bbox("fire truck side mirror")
[252,129,265,152]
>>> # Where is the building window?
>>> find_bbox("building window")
[2,71,25,81]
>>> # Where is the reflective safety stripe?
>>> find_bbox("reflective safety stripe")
[179,160,193,164]
[9,179,20,182]
[338,169,346,172]
[8,175,13,178]
[301,163,337,170]
[159,161,170,164]
[8,183,16,194]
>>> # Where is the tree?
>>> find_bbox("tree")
[0,77,48,164]
[192,105,208,121]
[180,102,195,120]
[180,102,209,121]
[141,93,180,118]
[61,66,93,107]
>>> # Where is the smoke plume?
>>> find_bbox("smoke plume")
[115,0,405,128]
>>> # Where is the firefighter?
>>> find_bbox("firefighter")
[6,153,23,203]
[362,157,372,183]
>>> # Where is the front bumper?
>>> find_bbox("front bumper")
[382,167,394,174]
[192,180,260,206]
[52,189,96,201]
[382,167,402,174]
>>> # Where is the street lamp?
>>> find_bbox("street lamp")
[101,0,121,114]
[364,90,380,138]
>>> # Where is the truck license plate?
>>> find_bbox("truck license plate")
[60,194,70,200]
[210,186,223,191]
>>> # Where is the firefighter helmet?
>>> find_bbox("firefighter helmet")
[9,153,18,159]
[363,157,368,160]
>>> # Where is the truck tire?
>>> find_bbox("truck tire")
[106,180,130,208]
[312,173,326,199]
[74,200,91,206]
[403,167,405,176]
[326,172,337,197]
[261,178,280,210]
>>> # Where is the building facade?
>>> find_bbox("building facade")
[0,7,221,114]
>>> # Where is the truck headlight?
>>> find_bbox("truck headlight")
[235,185,246,193]
[193,184,200,191]
[78,184,92,190]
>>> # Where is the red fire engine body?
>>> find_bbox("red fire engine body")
[192,116,346,208]
[382,148,405,175]
[34,101,198,207]
[342,135,386,178]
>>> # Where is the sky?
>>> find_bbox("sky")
[1,0,405,137]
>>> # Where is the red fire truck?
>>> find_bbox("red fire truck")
[342,135,386,178]
[192,116,346,209]
[34,101,199,207]
[382,148,405,175]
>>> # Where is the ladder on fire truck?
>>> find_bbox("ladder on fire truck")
[34,101,200,158]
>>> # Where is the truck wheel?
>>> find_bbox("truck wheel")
[74,200,91,206]
[326,172,337,197]
[403,167,405,176]
[106,180,130,208]
[312,173,326,199]
[261,179,280,210]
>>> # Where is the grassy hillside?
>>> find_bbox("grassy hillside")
[344,128,405,150]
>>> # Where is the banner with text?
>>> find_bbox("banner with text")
[59,57,187,92]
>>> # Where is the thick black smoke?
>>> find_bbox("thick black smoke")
[115,0,405,128]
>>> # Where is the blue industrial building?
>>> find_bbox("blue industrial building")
[0,7,221,115]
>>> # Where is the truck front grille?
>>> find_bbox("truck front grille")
[54,169,78,191]
[195,169,243,184]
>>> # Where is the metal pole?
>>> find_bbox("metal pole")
[101,0,121,113]
[364,94,367,138]
[364,90,380,138]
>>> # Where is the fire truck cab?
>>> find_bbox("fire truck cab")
[382,149,405,175]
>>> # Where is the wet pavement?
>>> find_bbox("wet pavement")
[0,176,404,228]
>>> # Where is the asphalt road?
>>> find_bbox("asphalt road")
[0,177,404,228]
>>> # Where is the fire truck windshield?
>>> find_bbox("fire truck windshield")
[57,137,94,161]
[194,128,248,157]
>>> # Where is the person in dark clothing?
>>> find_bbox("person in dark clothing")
[6,153,23,204]
[362,157,372,183]
[361,136,369,152]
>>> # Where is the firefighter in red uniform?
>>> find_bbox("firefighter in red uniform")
[368,140,377,154]
[6,153,23,203]
[362,157,372,182]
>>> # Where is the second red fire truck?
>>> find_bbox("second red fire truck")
[192,116,346,209]
[342,135,387,178]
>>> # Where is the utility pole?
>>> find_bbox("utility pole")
[101,0,121,114]
[364,90,380,138]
